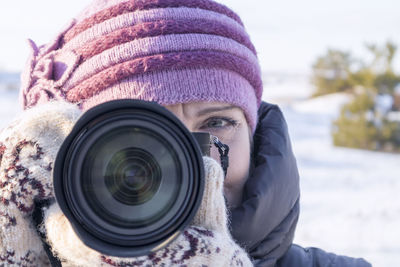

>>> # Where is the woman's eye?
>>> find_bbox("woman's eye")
[202,117,238,129]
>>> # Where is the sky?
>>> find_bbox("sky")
[1,0,400,74]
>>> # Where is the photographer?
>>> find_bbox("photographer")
[0,0,371,266]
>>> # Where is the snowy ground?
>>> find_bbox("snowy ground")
[1,78,399,266]
[263,76,400,267]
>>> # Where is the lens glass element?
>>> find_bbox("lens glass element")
[105,147,161,206]
[81,126,182,229]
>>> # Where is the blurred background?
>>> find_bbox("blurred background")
[1,1,399,266]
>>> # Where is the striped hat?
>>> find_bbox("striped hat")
[20,0,262,132]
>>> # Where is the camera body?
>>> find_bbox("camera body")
[53,100,211,257]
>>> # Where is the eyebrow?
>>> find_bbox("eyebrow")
[196,106,237,116]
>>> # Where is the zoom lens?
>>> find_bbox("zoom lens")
[80,125,182,229]
[53,100,206,257]
[104,147,161,206]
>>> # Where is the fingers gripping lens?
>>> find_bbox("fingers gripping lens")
[53,100,206,258]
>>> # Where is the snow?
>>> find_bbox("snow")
[1,78,399,266]
[263,76,400,267]
[0,90,22,129]
[395,84,400,95]
[375,94,394,115]
[388,111,400,122]
[285,104,399,267]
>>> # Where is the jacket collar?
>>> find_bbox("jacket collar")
[230,102,300,266]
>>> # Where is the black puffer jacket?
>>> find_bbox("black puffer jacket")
[230,102,371,267]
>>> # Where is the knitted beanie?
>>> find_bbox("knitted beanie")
[20,0,262,132]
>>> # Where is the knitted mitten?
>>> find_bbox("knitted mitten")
[0,102,81,266]
[0,102,252,266]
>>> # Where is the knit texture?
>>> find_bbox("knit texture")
[0,102,81,266]
[0,102,253,266]
[20,0,262,132]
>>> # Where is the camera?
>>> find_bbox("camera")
[53,100,214,257]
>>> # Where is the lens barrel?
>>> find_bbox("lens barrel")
[53,100,206,257]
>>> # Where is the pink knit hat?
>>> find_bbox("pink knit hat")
[20,0,262,132]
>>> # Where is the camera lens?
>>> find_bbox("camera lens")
[53,100,205,257]
[80,126,182,229]
[104,147,161,206]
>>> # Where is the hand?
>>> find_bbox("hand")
[0,102,81,266]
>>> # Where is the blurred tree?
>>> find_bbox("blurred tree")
[380,120,400,150]
[348,68,376,91]
[332,89,378,150]
[311,50,353,96]
[366,42,397,73]
[374,71,400,95]
[313,41,400,153]
[367,42,400,94]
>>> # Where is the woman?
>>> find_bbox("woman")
[0,0,371,266]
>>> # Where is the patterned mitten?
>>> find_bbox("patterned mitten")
[0,102,81,266]
[0,102,252,266]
